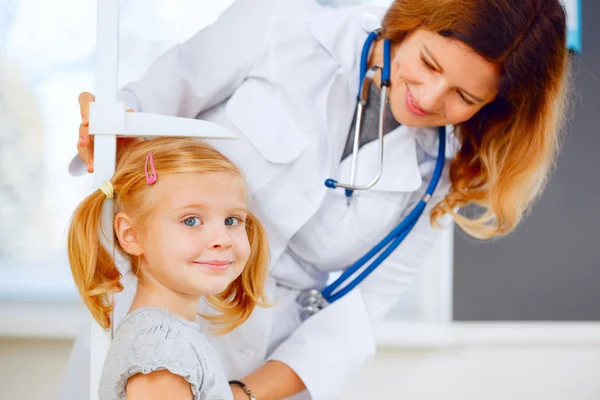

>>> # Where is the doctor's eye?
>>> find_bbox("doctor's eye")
[183,217,202,227]
[457,91,475,106]
[420,54,437,72]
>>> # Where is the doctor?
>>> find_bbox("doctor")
[66,0,569,399]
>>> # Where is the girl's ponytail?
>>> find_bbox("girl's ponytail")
[67,185,123,330]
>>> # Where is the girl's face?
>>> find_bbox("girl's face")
[135,172,251,299]
[384,29,500,127]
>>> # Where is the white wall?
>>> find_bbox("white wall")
[2,335,600,400]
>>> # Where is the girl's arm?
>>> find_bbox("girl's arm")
[126,370,193,400]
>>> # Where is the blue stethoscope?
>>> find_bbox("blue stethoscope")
[297,31,447,320]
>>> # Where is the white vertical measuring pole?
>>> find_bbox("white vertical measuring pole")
[86,1,236,398]
[89,0,120,398]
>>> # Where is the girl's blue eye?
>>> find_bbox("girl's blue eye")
[225,217,242,226]
[183,217,201,227]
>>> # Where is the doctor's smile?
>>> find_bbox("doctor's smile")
[405,85,430,117]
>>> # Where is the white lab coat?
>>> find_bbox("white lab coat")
[62,0,456,399]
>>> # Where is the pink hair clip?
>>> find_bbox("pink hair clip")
[145,152,157,184]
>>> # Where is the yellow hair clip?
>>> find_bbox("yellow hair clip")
[99,181,115,199]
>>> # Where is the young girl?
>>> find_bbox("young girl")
[67,137,270,400]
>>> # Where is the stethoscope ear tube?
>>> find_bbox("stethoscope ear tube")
[331,67,387,199]
[326,33,392,202]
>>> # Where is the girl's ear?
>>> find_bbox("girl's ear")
[114,213,143,256]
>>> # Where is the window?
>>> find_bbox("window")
[0,0,236,337]
[0,0,97,305]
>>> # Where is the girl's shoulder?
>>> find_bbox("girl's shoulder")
[117,307,201,333]
[113,307,209,352]
[113,307,207,359]
[101,308,212,399]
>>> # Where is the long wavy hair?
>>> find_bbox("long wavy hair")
[382,0,570,238]
[67,137,270,334]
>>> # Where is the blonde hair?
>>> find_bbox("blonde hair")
[67,137,270,334]
[382,0,570,239]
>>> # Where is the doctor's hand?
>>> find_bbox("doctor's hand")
[77,91,141,173]
[230,385,250,400]
[229,361,306,400]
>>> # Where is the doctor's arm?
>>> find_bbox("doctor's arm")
[264,178,452,400]
[75,0,282,173]
[231,361,305,400]
[116,0,281,117]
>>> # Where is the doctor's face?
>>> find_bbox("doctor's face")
[385,29,499,127]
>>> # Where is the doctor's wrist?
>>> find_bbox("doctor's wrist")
[229,380,256,400]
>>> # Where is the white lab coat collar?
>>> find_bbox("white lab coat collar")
[309,6,387,73]
[414,125,461,159]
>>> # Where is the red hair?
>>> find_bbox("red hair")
[382,0,570,238]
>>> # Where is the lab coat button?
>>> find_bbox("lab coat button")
[361,13,382,33]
